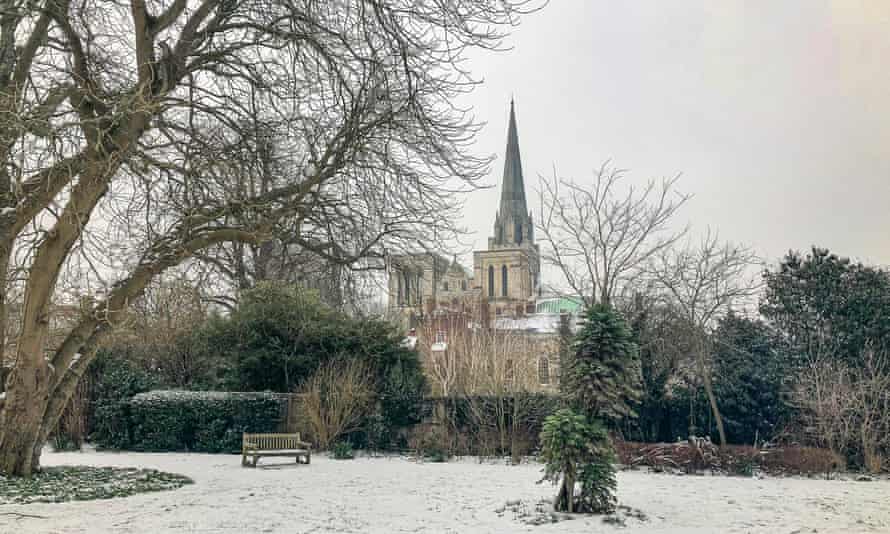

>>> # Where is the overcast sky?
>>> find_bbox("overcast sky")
[456,0,890,277]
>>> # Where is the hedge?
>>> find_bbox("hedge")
[94,390,287,453]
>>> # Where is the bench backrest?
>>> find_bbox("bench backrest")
[243,433,304,451]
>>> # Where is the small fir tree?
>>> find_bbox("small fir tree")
[564,304,642,423]
[540,408,616,514]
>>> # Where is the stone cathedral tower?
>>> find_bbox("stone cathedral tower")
[473,100,540,320]
[387,100,541,326]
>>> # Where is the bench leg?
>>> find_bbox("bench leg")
[242,454,248,467]
[252,455,260,468]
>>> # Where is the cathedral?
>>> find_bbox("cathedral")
[387,100,541,326]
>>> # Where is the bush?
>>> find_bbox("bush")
[363,411,389,452]
[540,408,616,514]
[187,283,427,398]
[98,390,285,452]
[89,352,157,449]
[794,353,890,473]
[298,358,374,449]
[409,424,453,463]
[170,283,428,449]
[331,441,355,460]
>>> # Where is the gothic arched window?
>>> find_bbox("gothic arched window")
[516,222,523,245]
[538,357,550,385]
[488,266,494,297]
[502,265,508,297]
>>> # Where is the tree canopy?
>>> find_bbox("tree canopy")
[761,247,890,366]
[0,0,537,476]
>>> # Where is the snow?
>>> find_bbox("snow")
[3,449,889,533]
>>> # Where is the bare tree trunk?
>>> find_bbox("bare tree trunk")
[0,243,10,367]
[555,470,575,513]
[697,344,726,447]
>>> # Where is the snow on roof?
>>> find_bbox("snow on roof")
[493,312,577,334]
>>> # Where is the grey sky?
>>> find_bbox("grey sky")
[458,0,890,278]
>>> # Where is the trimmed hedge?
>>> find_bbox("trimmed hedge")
[95,390,286,453]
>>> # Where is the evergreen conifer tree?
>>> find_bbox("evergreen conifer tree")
[564,304,642,423]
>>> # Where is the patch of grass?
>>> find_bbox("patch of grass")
[0,466,192,504]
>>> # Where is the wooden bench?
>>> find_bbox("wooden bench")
[242,433,311,467]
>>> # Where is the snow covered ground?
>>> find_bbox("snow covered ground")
[2,448,889,534]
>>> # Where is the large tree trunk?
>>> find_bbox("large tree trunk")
[0,363,51,476]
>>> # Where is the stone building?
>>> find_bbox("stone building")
[387,100,539,326]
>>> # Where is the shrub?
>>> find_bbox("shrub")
[187,283,427,399]
[759,445,844,475]
[100,390,285,452]
[89,352,157,449]
[331,441,355,460]
[170,283,428,449]
[363,411,389,452]
[540,408,616,514]
[794,352,890,472]
[298,358,374,449]
[380,357,426,434]
[409,424,453,463]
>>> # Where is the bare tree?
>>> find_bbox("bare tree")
[0,0,540,476]
[418,315,471,398]
[459,328,548,462]
[101,274,218,388]
[649,230,761,446]
[416,316,553,461]
[795,348,890,472]
[538,162,689,307]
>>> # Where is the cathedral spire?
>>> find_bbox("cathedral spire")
[489,99,533,249]
[498,99,528,218]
